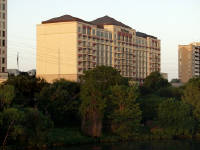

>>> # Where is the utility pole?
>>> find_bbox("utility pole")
[58,48,60,79]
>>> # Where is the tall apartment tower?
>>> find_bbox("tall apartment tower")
[0,0,7,82]
[178,42,200,83]
[37,15,160,83]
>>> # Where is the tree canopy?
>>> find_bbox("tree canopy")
[108,85,142,138]
[158,98,195,136]
[142,71,170,93]
[80,66,127,137]
[37,79,80,127]
[182,77,200,119]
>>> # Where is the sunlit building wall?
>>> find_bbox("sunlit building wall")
[37,15,161,82]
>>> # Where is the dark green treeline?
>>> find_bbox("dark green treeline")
[0,66,200,148]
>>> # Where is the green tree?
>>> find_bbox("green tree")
[138,94,165,124]
[20,108,53,146]
[80,66,126,137]
[37,79,80,127]
[0,108,24,147]
[142,71,170,94]
[0,108,53,147]
[158,98,195,136]
[157,86,183,100]
[108,85,141,138]
[182,77,200,119]
[0,85,15,111]
[4,75,47,107]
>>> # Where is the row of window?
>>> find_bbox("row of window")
[78,26,112,39]
[121,72,135,77]
[117,35,132,42]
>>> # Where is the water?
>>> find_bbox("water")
[52,140,200,150]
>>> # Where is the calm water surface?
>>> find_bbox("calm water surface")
[52,140,200,150]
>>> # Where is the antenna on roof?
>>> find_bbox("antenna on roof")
[17,52,19,71]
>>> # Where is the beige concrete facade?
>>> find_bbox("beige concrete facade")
[37,22,78,82]
[37,15,161,82]
[178,42,200,83]
[0,0,7,73]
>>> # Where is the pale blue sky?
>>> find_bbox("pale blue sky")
[8,0,200,80]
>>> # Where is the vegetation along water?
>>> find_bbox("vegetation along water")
[1,66,200,149]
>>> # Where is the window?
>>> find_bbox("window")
[2,67,5,73]
[82,27,86,34]
[2,40,5,47]
[83,41,86,47]
[2,4,5,10]
[96,30,100,37]
[2,31,5,37]
[78,27,81,33]
[3,13,5,19]
[109,33,112,39]
[105,32,108,38]
[117,35,120,40]
[2,58,5,64]
[3,22,5,29]
[101,32,104,37]
[92,29,95,35]
[87,28,91,35]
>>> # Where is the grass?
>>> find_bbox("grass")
[47,128,95,146]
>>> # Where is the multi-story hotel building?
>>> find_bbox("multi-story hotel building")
[178,42,200,83]
[37,15,160,82]
[0,0,7,81]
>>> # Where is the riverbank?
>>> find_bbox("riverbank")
[44,128,200,148]
[2,127,200,150]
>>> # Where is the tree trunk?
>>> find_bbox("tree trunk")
[81,109,102,137]
[2,120,14,147]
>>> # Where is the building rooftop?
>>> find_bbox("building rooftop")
[42,14,132,29]
[42,14,92,25]
[90,15,132,29]
[136,32,157,39]
[42,15,158,39]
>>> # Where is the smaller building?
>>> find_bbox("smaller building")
[161,73,168,81]
[27,69,36,76]
[178,42,200,83]
[7,69,36,77]
[7,69,20,76]
[170,78,184,87]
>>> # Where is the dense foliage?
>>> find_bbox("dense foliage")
[1,68,200,148]
[108,85,141,138]
[158,98,195,136]
[37,79,80,127]
[79,66,128,137]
